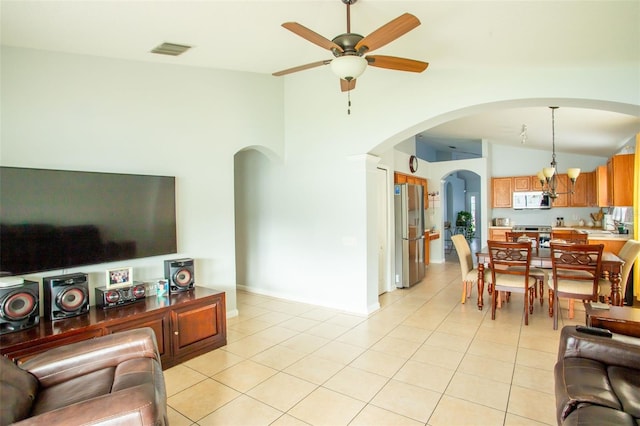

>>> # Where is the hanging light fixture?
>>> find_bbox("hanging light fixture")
[536,106,581,199]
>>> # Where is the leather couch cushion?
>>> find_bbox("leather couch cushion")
[608,366,640,419]
[31,367,114,416]
[562,405,636,426]
[0,356,38,425]
[555,357,621,421]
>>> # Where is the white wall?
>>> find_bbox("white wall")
[0,47,284,315]
[2,39,638,316]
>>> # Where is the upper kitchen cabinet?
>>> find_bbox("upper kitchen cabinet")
[569,171,592,207]
[394,173,429,209]
[594,165,608,207]
[513,176,531,192]
[607,154,634,206]
[492,177,512,208]
[550,174,569,207]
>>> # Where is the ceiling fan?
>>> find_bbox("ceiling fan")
[272,0,429,92]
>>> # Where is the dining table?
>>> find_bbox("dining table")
[475,247,625,310]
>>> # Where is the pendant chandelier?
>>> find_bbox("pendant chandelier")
[536,107,581,199]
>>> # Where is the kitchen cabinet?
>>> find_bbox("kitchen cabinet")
[607,154,634,206]
[531,175,544,191]
[513,176,531,192]
[588,238,628,255]
[550,174,569,207]
[491,177,512,208]
[569,171,592,207]
[594,165,608,207]
[0,287,227,368]
[395,173,428,209]
[489,227,509,242]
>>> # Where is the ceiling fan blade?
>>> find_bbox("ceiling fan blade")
[340,79,356,92]
[282,22,344,53]
[366,55,429,73]
[272,60,331,76]
[355,13,420,54]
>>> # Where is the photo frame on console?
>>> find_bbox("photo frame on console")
[105,267,133,289]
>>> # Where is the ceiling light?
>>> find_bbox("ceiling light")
[330,55,367,81]
[537,107,580,199]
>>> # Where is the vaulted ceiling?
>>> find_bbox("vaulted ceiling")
[2,0,639,156]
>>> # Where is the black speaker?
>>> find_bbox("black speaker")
[0,280,40,335]
[95,284,146,309]
[43,273,90,321]
[164,258,195,293]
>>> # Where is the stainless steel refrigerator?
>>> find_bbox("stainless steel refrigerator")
[394,183,425,288]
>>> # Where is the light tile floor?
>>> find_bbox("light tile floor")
[165,254,586,425]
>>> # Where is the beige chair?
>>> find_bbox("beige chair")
[505,231,547,305]
[487,240,536,325]
[452,234,489,304]
[549,243,603,330]
[599,239,640,304]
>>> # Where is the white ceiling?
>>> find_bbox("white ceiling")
[2,0,639,157]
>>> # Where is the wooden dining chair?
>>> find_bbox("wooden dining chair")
[452,234,489,304]
[550,230,588,244]
[487,240,536,325]
[505,231,546,305]
[548,242,604,330]
[599,239,640,304]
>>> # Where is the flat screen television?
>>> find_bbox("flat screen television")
[1,167,177,276]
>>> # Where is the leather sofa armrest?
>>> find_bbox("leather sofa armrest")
[11,381,167,426]
[557,326,640,369]
[19,328,160,388]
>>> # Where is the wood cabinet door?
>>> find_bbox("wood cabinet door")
[569,171,590,207]
[489,229,508,242]
[513,176,530,192]
[170,295,226,363]
[530,175,544,191]
[492,178,512,208]
[105,310,171,365]
[550,174,569,207]
[595,165,608,207]
[608,154,634,206]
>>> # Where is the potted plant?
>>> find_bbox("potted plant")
[456,211,475,239]
[456,211,472,226]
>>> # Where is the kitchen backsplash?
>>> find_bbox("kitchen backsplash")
[491,207,634,229]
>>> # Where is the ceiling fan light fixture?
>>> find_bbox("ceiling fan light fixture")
[330,55,367,81]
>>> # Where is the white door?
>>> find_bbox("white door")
[377,167,389,295]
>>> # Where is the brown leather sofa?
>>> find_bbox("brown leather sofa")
[554,325,640,426]
[1,327,167,426]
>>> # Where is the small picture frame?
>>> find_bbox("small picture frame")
[105,267,133,289]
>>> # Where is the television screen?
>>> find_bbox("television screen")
[1,167,177,276]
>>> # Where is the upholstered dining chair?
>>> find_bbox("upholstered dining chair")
[487,240,536,325]
[599,239,640,304]
[452,234,489,304]
[505,231,546,305]
[549,242,604,330]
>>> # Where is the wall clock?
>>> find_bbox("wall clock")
[409,155,418,173]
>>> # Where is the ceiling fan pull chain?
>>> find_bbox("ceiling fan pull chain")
[347,90,352,115]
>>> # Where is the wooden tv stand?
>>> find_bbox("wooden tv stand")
[0,286,226,369]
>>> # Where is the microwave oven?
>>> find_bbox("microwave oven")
[513,191,551,209]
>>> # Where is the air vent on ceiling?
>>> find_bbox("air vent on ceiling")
[151,42,192,56]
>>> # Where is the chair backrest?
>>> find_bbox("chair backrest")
[506,231,540,253]
[550,242,603,298]
[452,234,473,275]
[487,240,532,285]
[618,239,640,295]
[550,230,588,244]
